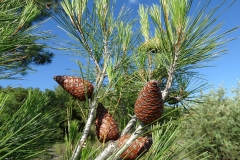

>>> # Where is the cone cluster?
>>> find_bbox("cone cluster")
[95,103,120,143]
[53,75,94,101]
[117,134,152,160]
[134,80,163,124]
[53,75,162,158]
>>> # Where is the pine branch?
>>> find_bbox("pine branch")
[162,50,180,101]
[95,141,117,160]
[70,17,101,73]
[121,115,137,136]
[71,101,97,160]
[71,2,111,158]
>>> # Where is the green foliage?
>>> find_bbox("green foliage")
[0,87,28,121]
[0,0,55,79]
[0,85,92,141]
[50,86,88,139]
[0,89,59,159]
[64,119,81,158]
[114,0,237,111]
[141,121,209,160]
[148,0,237,72]
[183,84,240,159]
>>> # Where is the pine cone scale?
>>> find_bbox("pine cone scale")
[134,80,163,124]
[53,75,94,101]
[95,103,120,143]
[118,134,152,160]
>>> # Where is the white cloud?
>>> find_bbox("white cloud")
[129,0,138,4]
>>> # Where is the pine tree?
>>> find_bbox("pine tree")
[52,0,239,159]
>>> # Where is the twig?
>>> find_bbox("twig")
[71,100,97,160]
[95,141,118,160]
[71,26,110,159]
[121,115,137,136]
[70,16,101,73]
[162,50,180,101]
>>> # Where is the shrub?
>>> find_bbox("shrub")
[183,85,240,159]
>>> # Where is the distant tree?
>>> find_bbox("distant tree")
[45,86,87,140]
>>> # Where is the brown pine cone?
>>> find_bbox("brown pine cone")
[134,80,163,124]
[95,103,120,143]
[117,134,152,160]
[53,75,94,101]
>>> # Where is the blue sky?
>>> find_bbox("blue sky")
[1,0,240,95]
